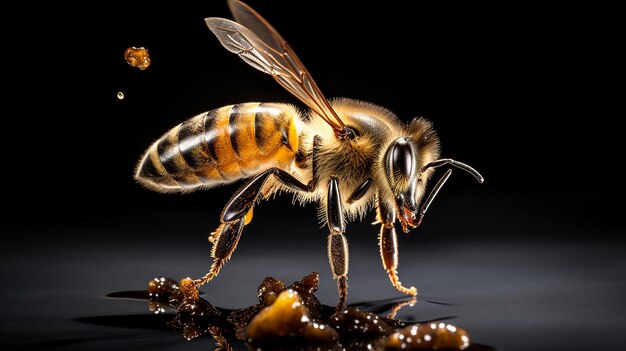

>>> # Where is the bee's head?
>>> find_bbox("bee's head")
[384,138,423,232]
[382,118,440,233]
[382,118,483,233]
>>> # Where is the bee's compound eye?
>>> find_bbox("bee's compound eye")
[385,138,418,187]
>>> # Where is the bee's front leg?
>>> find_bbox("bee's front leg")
[377,196,418,297]
[326,176,349,312]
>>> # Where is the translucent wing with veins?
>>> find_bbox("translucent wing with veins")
[205,0,348,137]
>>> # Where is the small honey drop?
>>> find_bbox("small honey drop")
[385,322,471,350]
[124,47,151,70]
[246,289,338,348]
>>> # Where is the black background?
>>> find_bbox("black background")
[4,1,622,229]
[2,1,624,350]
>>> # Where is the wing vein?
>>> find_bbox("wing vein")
[205,1,348,136]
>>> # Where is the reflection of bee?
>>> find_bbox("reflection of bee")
[135,0,484,309]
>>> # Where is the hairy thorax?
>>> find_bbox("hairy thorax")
[295,98,406,222]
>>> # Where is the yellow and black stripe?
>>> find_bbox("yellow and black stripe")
[135,102,299,192]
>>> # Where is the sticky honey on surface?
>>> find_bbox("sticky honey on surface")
[385,322,471,350]
[245,289,339,348]
[142,273,479,350]
[124,47,151,70]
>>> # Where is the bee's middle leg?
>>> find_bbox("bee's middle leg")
[327,176,349,312]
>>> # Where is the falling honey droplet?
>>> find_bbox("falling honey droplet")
[117,91,124,100]
[124,47,151,70]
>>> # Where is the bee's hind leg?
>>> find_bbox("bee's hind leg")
[180,167,312,301]
[376,196,418,297]
[181,219,244,301]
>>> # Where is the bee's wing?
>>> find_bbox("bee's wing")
[205,0,346,134]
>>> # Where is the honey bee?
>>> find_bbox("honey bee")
[135,0,484,310]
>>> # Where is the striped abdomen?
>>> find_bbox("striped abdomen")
[135,102,300,192]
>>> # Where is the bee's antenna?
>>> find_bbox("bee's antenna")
[416,159,484,226]
[417,169,452,226]
[422,158,484,183]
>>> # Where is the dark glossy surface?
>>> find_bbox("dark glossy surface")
[3,218,626,350]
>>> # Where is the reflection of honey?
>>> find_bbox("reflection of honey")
[145,273,476,350]
[124,47,151,70]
